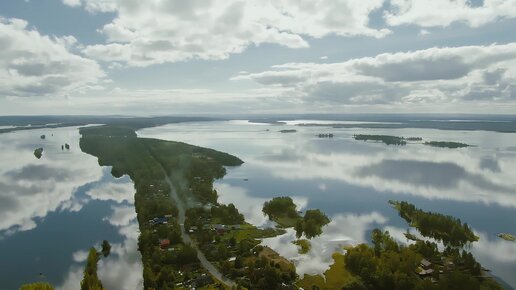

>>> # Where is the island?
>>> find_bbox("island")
[390,200,479,247]
[317,133,334,138]
[279,129,297,133]
[262,196,330,239]
[33,147,43,159]
[424,141,470,148]
[498,233,516,242]
[353,134,472,149]
[353,134,407,145]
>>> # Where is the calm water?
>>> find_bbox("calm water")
[139,120,516,289]
[0,127,142,290]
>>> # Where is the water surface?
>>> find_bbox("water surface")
[0,127,142,290]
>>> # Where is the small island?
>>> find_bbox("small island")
[390,200,479,247]
[498,233,516,242]
[353,134,407,145]
[424,141,470,148]
[279,129,297,133]
[317,133,334,138]
[353,134,472,149]
[33,147,43,159]
[262,196,330,239]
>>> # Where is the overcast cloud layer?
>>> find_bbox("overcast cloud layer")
[0,0,515,114]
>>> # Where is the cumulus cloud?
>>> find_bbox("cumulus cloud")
[234,43,516,106]
[86,180,135,204]
[0,18,105,98]
[64,0,390,66]
[385,0,516,28]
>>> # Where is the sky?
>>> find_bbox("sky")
[0,0,516,116]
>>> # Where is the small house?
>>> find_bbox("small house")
[159,239,170,249]
[420,258,432,269]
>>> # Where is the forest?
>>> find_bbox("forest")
[390,200,479,247]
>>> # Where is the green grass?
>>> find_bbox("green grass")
[273,216,299,228]
[297,253,358,290]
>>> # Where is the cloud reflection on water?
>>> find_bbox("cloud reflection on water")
[0,128,103,237]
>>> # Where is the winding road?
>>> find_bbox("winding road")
[163,173,236,288]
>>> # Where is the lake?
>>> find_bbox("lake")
[0,127,142,290]
[139,120,516,289]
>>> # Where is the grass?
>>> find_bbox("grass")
[297,253,358,290]
[274,216,299,228]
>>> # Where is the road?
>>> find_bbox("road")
[163,174,236,288]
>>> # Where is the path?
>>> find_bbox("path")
[162,173,236,288]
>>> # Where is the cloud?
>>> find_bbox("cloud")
[385,0,516,28]
[86,180,135,204]
[0,18,105,98]
[68,0,389,66]
[234,43,516,106]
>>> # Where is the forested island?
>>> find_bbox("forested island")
[390,200,479,247]
[262,196,330,239]
[353,134,408,145]
[279,129,297,133]
[33,147,43,159]
[353,134,471,149]
[424,141,470,148]
[498,233,516,242]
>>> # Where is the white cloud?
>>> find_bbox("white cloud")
[234,43,516,106]
[385,0,516,28]
[419,29,430,35]
[71,0,389,66]
[62,0,81,7]
[0,17,105,98]
[86,180,135,204]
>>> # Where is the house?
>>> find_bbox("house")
[190,274,213,288]
[420,258,432,269]
[417,259,434,277]
[159,239,170,249]
[213,224,227,234]
[418,269,434,276]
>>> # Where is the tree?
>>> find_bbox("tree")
[101,240,111,257]
[80,248,104,290]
